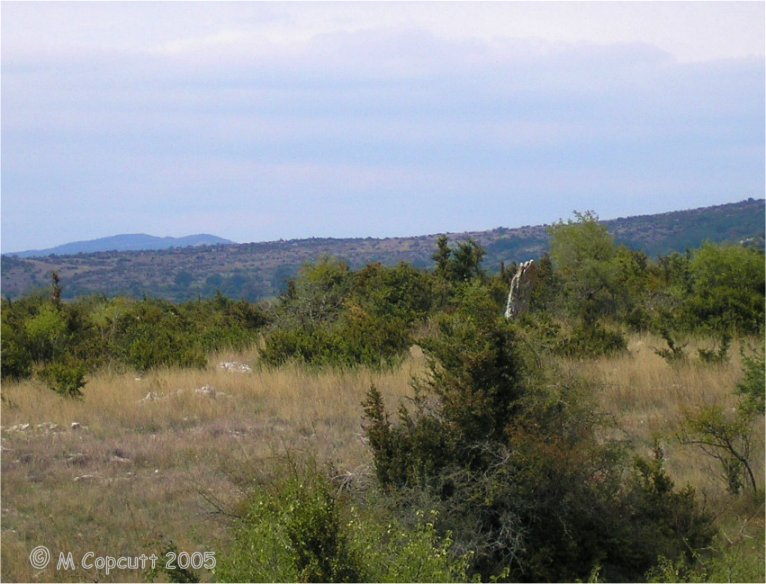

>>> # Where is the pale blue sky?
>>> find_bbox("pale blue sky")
[2,1,764,252]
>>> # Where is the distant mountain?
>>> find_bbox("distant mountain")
[7,233,234,258]
[1,199,763,303]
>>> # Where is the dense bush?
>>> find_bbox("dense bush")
[363,294,715,581]
[647,244,765,339]
[37,359,87,398]
[554,321,628,358]
[0,292,270,383]
[737,341,765,416]
[216,464,469,583]
[262,259,433,368]
[685,243,765,335]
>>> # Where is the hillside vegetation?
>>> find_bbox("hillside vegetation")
[7,233,234,259]
[1,198,762,303]
[1,211,764,582]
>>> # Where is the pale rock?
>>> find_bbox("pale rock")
[218,361,252,373]
[504,260,538,319]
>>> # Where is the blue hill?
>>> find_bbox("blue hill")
[8,233,234,258]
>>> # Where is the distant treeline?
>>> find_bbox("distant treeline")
[2,198,763,303]
[3,212,763,384]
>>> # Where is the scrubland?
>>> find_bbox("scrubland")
[1,335,762,583]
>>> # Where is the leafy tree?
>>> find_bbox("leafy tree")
[548,211,619,324]
[685,243,765,335]
[23,303,68,362]
[279,257,353,328]
[1,305,33,380]
[432,236,452,280]
[613,247,651,329]
[527,253,562,315]
[432,236,485,284]
[363,292,714,581]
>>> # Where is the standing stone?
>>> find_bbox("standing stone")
[504,260,538,319]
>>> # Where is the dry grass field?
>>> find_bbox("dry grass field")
[1,336,763,582]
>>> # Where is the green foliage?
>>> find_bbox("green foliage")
[351,262,434,325]
[217,465,360,583]
[676,340,763,496]
[613,247,651,330]
[697,332,731,364]
[110,300,210,371]
[737,341,765,415]
[363,296,714,581]
[24,303,69,362]
[628,445,716,562]
[527,253,562,315]
[1,292,269,380]
[645,553,708,582]
[645,494,765,583]
[1,314,33,380]
[262,259,433,368]
[37,360,87,398]
[432,236,485,284]
[555,321,627,358]
[549,211,620,323]
[685,243,765,335]
[653,327,688,364]
[347,506,471,583]
[679,404,759,494]
[217,464,468,583]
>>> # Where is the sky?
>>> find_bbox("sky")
[2,1,764,252]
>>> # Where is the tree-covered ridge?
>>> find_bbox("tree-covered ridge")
[2,198,762,303]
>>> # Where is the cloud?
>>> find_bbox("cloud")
[1,4,764,251]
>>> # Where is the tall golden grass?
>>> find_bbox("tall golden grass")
[571,334,763,497]
[1,335,762,582]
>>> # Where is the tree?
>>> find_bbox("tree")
[685,243,765,335]
[548,211,619,324]
[362,290,713,581]
[432,237,485,284]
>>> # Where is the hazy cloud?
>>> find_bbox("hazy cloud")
[2,2,763,251]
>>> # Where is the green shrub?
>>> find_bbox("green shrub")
[677,341,763,495]
[432,236,485,284]
[217,464,468,583]
[217,466,361,583]
[736,341,765,415]
[555,322,627,358]
[1,291,269,380]
[363,299,714,581]
[23,303,69,362]
[652,327,688,364]
[347,507,471,583]
[1,318,33,380]
[262,261,422,369]
[37,360,87,398]
[685,243,765,335]
[697,332,731,364]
